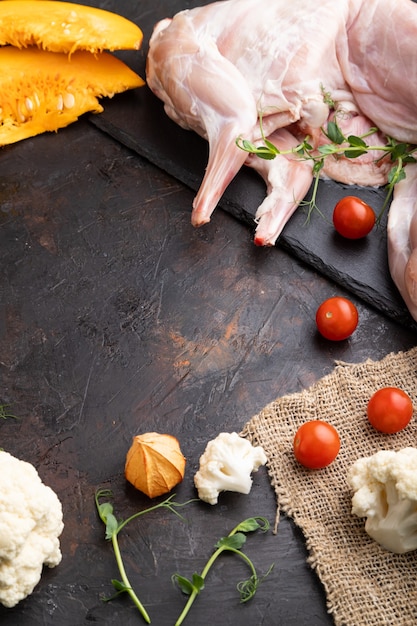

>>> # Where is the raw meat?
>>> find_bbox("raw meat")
[146,0,417,318]
[387,164,417,322]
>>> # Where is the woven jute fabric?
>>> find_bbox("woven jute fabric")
[242,347,417,626]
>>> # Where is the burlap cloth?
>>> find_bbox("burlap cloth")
[242,347,417,626]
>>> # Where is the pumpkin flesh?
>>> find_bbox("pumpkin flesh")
[0,47,144,145]
[0,0,143,53]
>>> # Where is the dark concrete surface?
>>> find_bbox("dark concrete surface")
[0,2,416,625]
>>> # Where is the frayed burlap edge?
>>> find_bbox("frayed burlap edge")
[242,347,417,626]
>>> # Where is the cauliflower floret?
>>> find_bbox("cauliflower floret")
[347,447,417,554]
[0,451,64,608]
[194,432,267,505]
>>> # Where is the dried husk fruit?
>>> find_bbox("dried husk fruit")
[125,432,186,498]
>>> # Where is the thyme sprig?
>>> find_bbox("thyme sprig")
[236,118,417,220]
[95,489,195,624]
[172,516,274,626]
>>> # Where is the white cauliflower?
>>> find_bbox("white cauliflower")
[194,432,267,505]
[0,450,64,608]
[347,447,417,554]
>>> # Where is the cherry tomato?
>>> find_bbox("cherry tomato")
[293,420,340,469]
[367,387,414,434]
[315,296,358,341]
[333,196,376,239]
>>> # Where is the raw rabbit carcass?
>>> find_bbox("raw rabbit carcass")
[146,0,417,321]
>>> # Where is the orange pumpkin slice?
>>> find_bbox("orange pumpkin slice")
[0,46,144,145]
[125,433,186,498]
[0,1,143,52]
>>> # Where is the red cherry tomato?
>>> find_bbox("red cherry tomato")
[367,387,414,434]
[333,196,376,239]
[315,296,359,341]
[293,420,340,469]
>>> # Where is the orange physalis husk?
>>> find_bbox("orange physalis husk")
[125,432,186,498]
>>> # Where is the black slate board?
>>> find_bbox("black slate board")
[90,87,417,332]
[87,0,417,333]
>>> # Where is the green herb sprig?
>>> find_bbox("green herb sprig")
[172,516,274,626]
[95,489,194,624]
[0,404,17,419]
[236,117,417,221]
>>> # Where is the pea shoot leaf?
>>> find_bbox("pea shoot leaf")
[216,532,247,550]
[173,573,205,596]
[235,517,266,533]
[111,579,131,593]
[98,501,113,520]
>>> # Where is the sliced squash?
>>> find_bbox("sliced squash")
[0,1,143,53]
[0,46,144,145]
